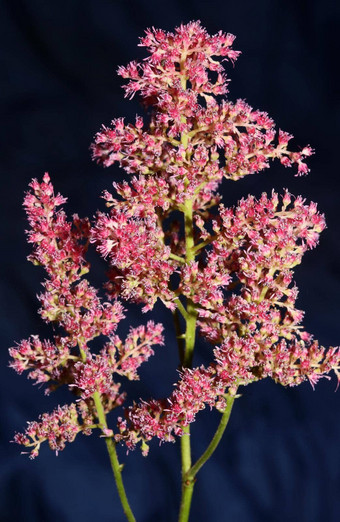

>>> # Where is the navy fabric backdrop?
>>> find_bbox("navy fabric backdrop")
[1,1,339,521]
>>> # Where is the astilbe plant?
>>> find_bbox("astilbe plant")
[10,21,340,522]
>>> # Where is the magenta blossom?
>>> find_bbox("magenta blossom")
[10,21,339,522]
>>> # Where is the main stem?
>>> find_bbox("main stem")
[178,394,236,522]
[178,198,198,522]
[177,59,237,521]
[176,64,237,520]
[79,349,136,522]
[177,58,198,518]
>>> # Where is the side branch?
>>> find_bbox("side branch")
[169,253,186,264]
[192,236,217,254]
[174,298,188,320]
[187,391,237,480]
[179,392,236,520]
[93,392,136,522]
[81,343,136,522]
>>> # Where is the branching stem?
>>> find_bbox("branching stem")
[188,393,236,479]
[174,298,189,320]
[169,252,186,263]
[92,392,136,522]
[178,396,236,522]
[79,348,136,522]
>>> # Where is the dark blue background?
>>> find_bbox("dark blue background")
[1,1,339,521]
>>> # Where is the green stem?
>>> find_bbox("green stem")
[174,297,188,320]
[182,197,198,366]
[105,438,136,522]
[173,307,185,364]
[93,392,136,522]
[177,58,204,521]
[176,165,237,521]
[178,395,237,522]
[178,431,195,522]
[183,199,194,258]
[169,252,186,263]
[183,299,197,368]
[177,193,199,522]
[188,393,236,479]
[192,236,217,253]
[79,344,136,522]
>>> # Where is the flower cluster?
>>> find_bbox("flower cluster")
[91,22,340,453]
[92,20,312,211]
[116,366,224,455]
[116,183,340,451]
[91,209,177,311]
[9,335,70,385]
[117,329,340,453]
[11,176,164,458]
[107,322,164,380]
[196,191,326,343]
[13,403,96,459]
[11,22,339,465]
[118,21,240,101]
[23,173,124,346]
